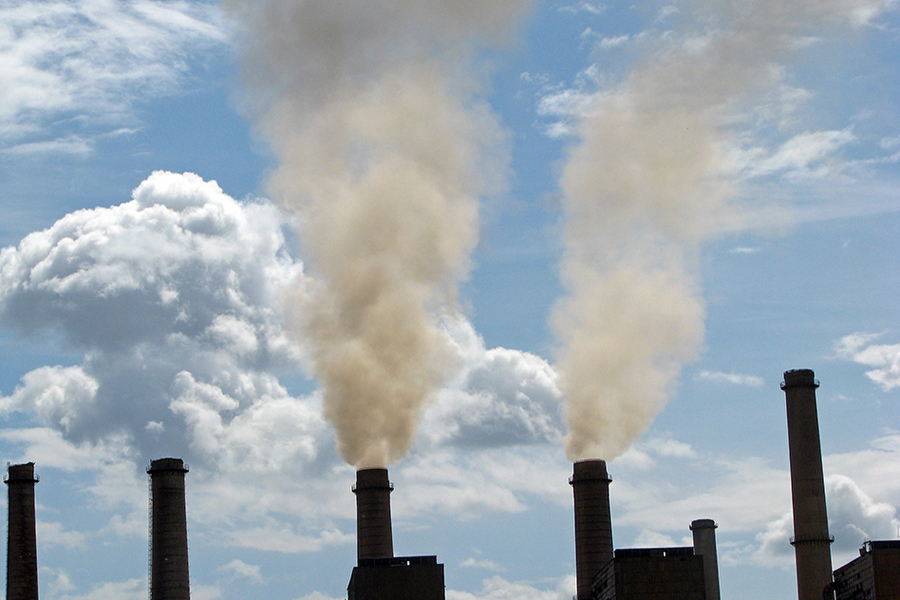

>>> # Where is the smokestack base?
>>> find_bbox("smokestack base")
[354,468,394,562]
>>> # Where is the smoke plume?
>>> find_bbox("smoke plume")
[554,0,891,461]
[224,0,532,467]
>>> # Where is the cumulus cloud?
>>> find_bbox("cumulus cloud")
[421,319,563,449]
[0,171,354,542]
[0,0,228,149]
[834,332,900,390]
[0,171,307,455]
[827,474,899,553]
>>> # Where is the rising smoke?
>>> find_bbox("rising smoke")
[554,0,892,461]
[223,0,533,468]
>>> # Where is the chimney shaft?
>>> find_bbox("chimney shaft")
[5,463,39,600]
[353,468,394,561]
[690,519,721,600]
[782,369,833,600]
[570,459,613,600]
[148,458,191,600]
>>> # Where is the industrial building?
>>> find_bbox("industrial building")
[4,369,900,600]
[346,468,446,600]
[832,540,900,599]
[570,458,720,600]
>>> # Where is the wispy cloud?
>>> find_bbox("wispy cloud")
[0,0,229,149]
[460,557,507,572]
[218,559,264,584]
[694,370,765,387]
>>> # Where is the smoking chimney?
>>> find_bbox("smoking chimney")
[148,458,191,600]
[353,468,394,561]
[570,459,613,600]
[5,463,39,600]
[690,519,721,600]
[782,369,833,600]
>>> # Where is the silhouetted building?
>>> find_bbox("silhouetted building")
[593,547,707,600]
[148,458,191,600]
[832,541,900,600]
[348,556,445,600]
[5,462,39,600]
[347,469,445,600]
[782,369,834,600]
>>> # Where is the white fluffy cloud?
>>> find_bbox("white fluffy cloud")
[0,171,307,458]
[422,318,563,449]
[834,332,900,390]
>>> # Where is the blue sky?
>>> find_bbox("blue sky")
[1,1,899,599]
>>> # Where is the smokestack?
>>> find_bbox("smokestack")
[353,468,394,562]
[570,459,613,600]
[782,369,833,600]
[690,519,720,600]
[5,463,39,600]
[148,458,190,600]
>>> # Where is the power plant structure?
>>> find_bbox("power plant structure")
[571,459,718,600]
[4,368,900,599]
[347,468,445,600]
[5,462,39,600]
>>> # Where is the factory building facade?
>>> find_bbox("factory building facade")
[592,547,706,600]
[832,540,900,599]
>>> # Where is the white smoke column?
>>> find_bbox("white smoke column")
[223,0,532,467]
[555,0,891,461]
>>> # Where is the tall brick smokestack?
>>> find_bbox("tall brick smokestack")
[148,458,190,600]
[570,459,613,600]
[353,468,394,561]
[782,369,833,600]
[5,463,39,600]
